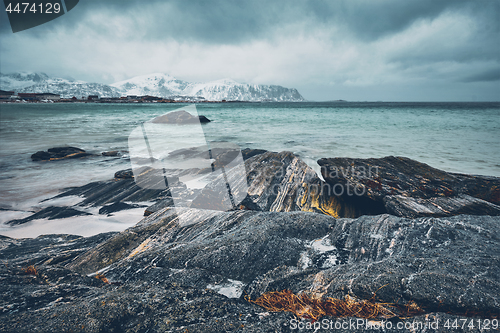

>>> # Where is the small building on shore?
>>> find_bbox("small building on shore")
[39,93,61,101]
[17,93,60,101]
[17,93,39,101]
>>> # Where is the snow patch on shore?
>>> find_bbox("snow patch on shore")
[207,279,245,298]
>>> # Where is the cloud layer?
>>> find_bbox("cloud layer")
[1,0,499,101]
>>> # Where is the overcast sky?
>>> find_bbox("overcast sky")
[0,0,499,101]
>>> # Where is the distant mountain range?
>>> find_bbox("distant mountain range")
[0,72,304,102]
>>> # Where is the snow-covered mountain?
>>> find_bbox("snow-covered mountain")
[110,73,191,97]
[0,72,50,90]
[1,72,304,101]
[0,72,119,98]
[111,74,304,101]
[0,72,121,98]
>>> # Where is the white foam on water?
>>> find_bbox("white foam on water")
[0,210,33,224]
[0,207,145,238]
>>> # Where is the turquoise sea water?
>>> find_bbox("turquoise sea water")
[1,102,499,213]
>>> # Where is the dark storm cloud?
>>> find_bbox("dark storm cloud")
[3,0,498,44]
[303,0,498,40]
[461,68,500,83]
[1,0,499,101]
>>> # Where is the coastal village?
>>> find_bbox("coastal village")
[0,89,228,103]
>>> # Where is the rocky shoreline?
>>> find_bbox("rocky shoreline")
[1,148,499,332]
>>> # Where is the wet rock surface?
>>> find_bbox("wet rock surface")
[5,149,500,331]
[7,206,92,225]
[13,150,500,225]
[31,147,94,161]
[1,211,499,332]
[98,202,147,215]
[384,194,500,218]
[318,156,500,217]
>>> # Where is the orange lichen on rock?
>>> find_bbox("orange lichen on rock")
[25,265,37,276]
[95,273,109,284]
[246,290,424,321]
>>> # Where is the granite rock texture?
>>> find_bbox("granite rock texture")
[15,151,500,224]
[318,156,500,218]
[1,210,498,332]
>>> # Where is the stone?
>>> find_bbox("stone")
[98,202,147,215]
[241,148,267,160]
[1,210,498,332]
[242,151,382,218]
[26,151,500,225]
[198,115,211,123]
[114,169,134,179]
[317,156,500,218]
[6,206,91,225]
[143,197,174,216]
[31,147,93,161]
[317,156,500,205]
[0,233,116,267]
[384,194,500,218]
[102,150,119,156]
[151,110,211,124]
[51,178,169,207]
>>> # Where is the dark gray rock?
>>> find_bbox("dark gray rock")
[317,156,500,218]
[198,115,211,123]
[114,168,134,179]
[143,197,174,216]
[98,202,147,215]
[151,110,211,124]
[0,210,498,332]
[317,156,500,205]
[242,151,381,218]
[241,148,268,160]
[53,178,169,207]
[384,194,500,218]
[25,151,500,226]
[66,209,500,315]
[31,147,93,161]
[0,233,116,267]
[6,206,91,225]
[102,150,119,156]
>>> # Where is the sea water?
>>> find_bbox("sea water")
[1,102,499,236]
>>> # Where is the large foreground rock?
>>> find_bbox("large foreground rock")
[1,209,498,332]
